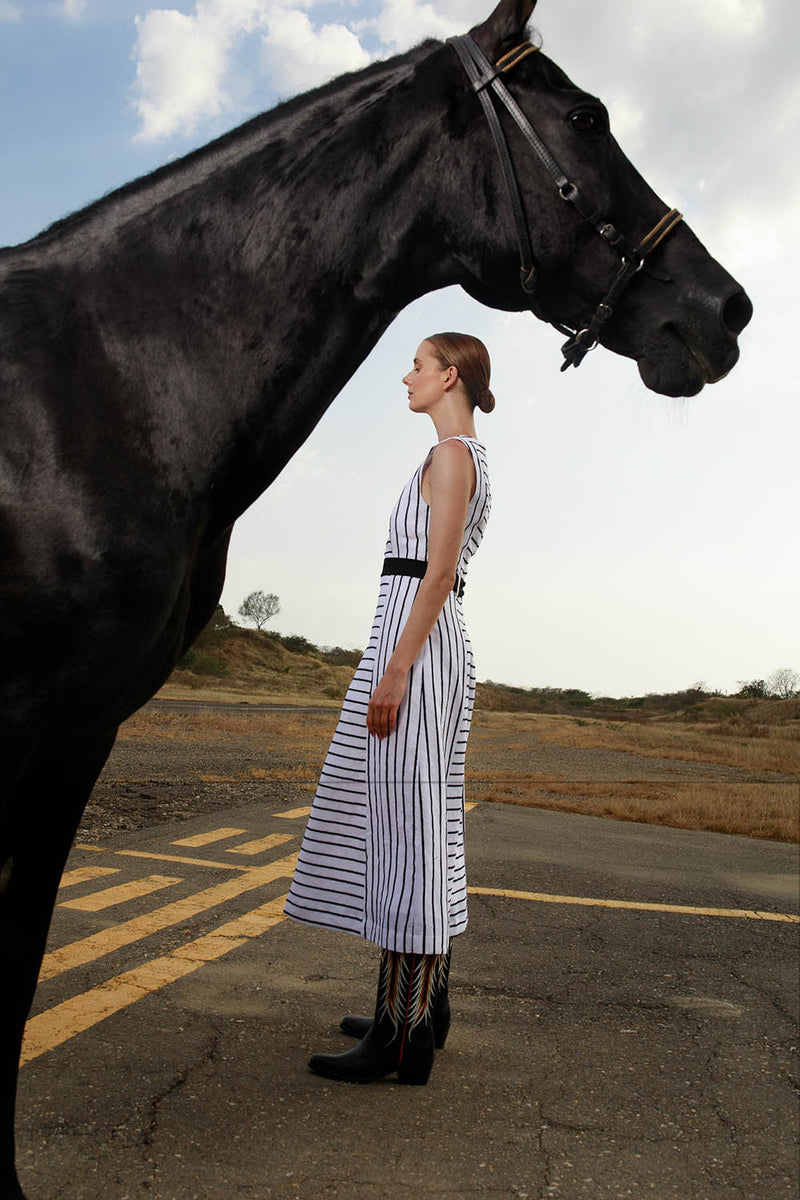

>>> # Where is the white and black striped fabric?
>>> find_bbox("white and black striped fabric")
[284,436,491,954]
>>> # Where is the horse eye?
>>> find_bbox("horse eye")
[570,109,604,134]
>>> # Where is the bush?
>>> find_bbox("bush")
[319,646,363,668]
[737,680,768,699]
[179,648,229,676]
[207,604,233,632]
[281,634,315,656]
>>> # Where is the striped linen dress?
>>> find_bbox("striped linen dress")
[284,436,491,955]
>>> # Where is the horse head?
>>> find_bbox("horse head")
[436,0,752,396]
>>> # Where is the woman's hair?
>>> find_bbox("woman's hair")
[426,332,495,414]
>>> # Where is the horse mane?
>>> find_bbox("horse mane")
[24,39,441,249]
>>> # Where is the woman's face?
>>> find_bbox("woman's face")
[402,341,453,414]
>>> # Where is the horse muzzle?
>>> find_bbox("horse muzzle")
[605,230,754,397]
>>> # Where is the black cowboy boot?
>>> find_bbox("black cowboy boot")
[308,949,441,1084]
[339,946,452,1049]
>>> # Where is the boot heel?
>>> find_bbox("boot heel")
[397,1047,434,1086]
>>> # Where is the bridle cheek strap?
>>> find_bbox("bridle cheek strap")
[447,34,683,371]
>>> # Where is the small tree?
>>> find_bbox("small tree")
[238,590,280,631]
[767,667,800,700]
[736,679,768,699]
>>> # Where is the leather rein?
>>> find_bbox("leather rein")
[448,34,684,371]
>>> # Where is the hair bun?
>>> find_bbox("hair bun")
[478,388,495,414]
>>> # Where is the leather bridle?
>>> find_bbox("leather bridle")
[448,34,684,371]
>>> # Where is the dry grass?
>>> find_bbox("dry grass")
[475,778,799,843]
[156,682,341,708]
[481,710,800,775]
[467,710,799,842]
[119,707,337,744]
[117,700,799,842]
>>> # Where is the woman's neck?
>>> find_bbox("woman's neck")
[430,410,477,443]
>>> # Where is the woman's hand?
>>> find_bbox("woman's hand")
[367,665,409,739]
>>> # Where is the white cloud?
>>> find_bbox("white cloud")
[601,90,646,152]
[131,0,374,141]
[0,0,21,21]
[59,0,89,20]
[366,0,459,52]
[131,7,235,142]
[261,9,370,94]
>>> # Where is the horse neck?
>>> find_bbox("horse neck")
[30,48,451,528]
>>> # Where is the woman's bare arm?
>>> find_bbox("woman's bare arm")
[366,441,475,739]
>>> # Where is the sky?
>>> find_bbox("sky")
[1,0,797,698]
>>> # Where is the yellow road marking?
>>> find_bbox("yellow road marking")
[59,875,183,913]
[21,895,289,1065]
[39,852,298,981]
[59,866,120,890]
[468,886,800,923]
[74,844,105,853]
[465,802,478,812]
[171,827,247,847]
[274,806,312,819]
[114,849,248,871]
[227,833,294,855]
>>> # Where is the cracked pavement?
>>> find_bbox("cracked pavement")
[16,798,799,1200]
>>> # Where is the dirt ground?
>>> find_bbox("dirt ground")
[80,700,796,844]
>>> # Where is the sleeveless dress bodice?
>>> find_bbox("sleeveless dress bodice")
[383,436,491,579]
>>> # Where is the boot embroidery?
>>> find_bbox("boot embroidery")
[376,948,403,1030]
[404,953,439,1034]
[377,949,442,1040]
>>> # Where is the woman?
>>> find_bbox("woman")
[284,332,493,1085]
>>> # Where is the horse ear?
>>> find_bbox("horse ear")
[470,0,538,59]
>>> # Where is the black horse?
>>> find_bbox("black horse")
[0,0,750,1193]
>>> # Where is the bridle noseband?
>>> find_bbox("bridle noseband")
[448,34,683,371]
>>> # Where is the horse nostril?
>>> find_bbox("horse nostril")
[722,289,753,337]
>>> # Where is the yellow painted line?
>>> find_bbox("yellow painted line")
[274,806,312,819]
[465,802,478,812]
[21,895,289,1065]
[227,833,294,856]
[74,844,105,853]
[467,887,800,924]
[59,866,120,890]
[114,849,247,871]
[171,827,247,848]
[59,875,183,913]
[39,852,299,981]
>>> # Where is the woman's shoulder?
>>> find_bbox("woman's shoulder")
[426,438,479,498]
[431,435,484,456]
[429,437,476,466]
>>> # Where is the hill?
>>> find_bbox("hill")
[160,608,799,726]
[164,610,357,703]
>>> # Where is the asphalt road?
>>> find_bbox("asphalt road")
[17,799,800,1200]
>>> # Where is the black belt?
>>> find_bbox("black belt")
[382,556,466,600]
